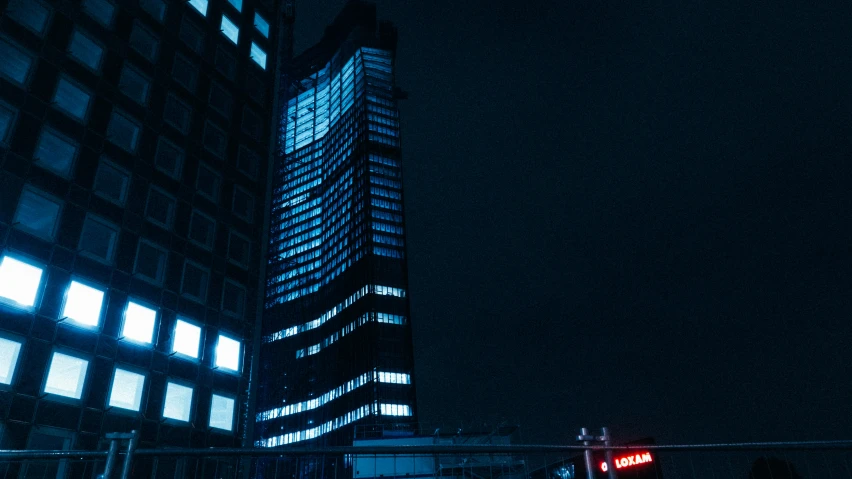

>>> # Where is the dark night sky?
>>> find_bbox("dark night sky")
[294,0,852,444]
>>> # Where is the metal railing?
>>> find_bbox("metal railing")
[3,436,852,478]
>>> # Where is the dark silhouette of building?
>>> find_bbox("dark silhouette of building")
[254,0,417,449]
[0,0,280,475]
[748,457,803,479]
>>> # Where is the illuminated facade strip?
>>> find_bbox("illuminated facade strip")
[296,312,407,358]
[263,284,406,343]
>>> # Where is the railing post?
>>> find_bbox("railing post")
[601,427,617,479]
[119,430,139,479]
[578,428,595,479]
[101,437,120,479]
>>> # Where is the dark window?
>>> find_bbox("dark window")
[202,121,227,158]
[33,127,78,178]
[196,163,221,202]
[221,281,245,318]
[134,240,167,285]
[155,137,184,179]
[227,231,250,269]
[22,428,73,478]
[246,74,266,104]
[232,188,254,223]
[241,107,261,140]
[188,211,215,250]
[78,215,119,264]
[214,47,236,81]
[6,0,51,36]
[208,81,232,118]
[106,110,141,153]
[163,93,192,135]
[172,53,198,92]
[118,64,150,104]
[129,23,159,62]
[67,29,103,71]
[81,0,115,28]
[181,261,208,303]
[237,146,259,179]
[1,102,17,145]
[93,158,130,205]
[53,77,91,121]
[139,0,167,23]
[179,17,204,54]
[145,187,176,229]
[13,187,61,240]
[0,37,35,86]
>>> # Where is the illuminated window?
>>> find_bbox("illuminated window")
[6,0,51,36]
[43,352,88,399]
[0,38,35,86]
[118,65,150,104]
[172,319,201,359]
[209,394,235,431]
[0,255,43,308]
[187,0,208,17]
[220,15,239,44]
[67,30,103,71]
[106,110,141,153]
[0,336,23,385]
[163,382,193,422]
[34,127,78,178]
[379,404,412,417]
[254,13,269,38]
[13,187,61,240]
[81,0,115,27]
[155,137,184,180]
[215,335,240,372]
[121,301,157,345]
[53,77,91,121]
[133,240,168,285]
[226,0,242,12]
[107,367,145,411]
[250,42,266,70]
[78,214,119,264]
[61,281,105,328]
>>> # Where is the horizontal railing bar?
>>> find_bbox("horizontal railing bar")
[0,450,108,460]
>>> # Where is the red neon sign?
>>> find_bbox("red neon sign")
[599,452,653,472]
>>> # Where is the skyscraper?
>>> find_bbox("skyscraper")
[255,1,417,448]
[0,0,279,475]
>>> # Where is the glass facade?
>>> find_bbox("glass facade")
[256,2,417,451]
[0,0,278,475]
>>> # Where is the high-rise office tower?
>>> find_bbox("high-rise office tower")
[0,0,279,475]
[255,1,417,448]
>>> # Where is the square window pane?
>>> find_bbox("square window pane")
[209,394,235,431]
[196,164,221,201]
[250,43,267,70]
[254,13,269,38]
[78,215,118,264]
[181,262,208,303]
[14,187,61,240]
[237,147,259,178]
[44,352,88,399]
[203,122,227,157]
[222,281,245,317]
[129,24,159,62]
[118,65,150,104]
[139,0,166,23]
[187,0,208,17]
[34,127,78,178]
[214,48,235,80]
[163,94,192,135]
[220,15,239,44]
[0,336,23,385]
[209,82,232,117]
[145,188,176,228]
[93,159,130,205]
[0,38,35,85]
[155,138,184,179]
[232,188,254,223]
[179,18,205,53]
[108,368,145,411]
[172,54,198,92]
[62,281,104,328]
[0,256,43,308]
[188,212,215,250]
[53,77,91,121]
[134,241,167,284]
[227,0,242,12]
[163,382,193,421]
[107,111,141,152]
[227,232,249,268]
[82,0,115,27]
[6,0,51,35]
[68,30,103,71]
[173,319,201,359]
[215,335,240,372]
[122,301,156,345]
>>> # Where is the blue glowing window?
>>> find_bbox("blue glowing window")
[187,0,208,17]
[14,187,61,241]
[53,77,91,121]
[254,14,269,38]
[6,0,51,36]
[250,42,266,70]
[220,15,239,44]
[0,38,34,85]
[68,30,103,71]
[81,0,115,27]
